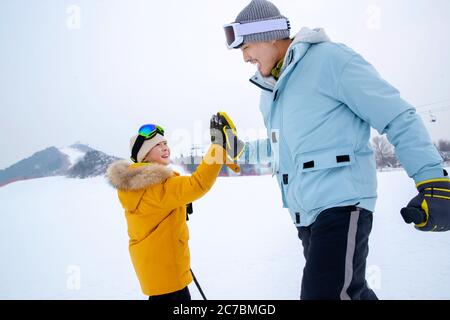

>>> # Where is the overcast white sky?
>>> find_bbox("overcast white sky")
[1,0,449,169]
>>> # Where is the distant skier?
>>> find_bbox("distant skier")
[107,114,243,300]
[224,0,450,299]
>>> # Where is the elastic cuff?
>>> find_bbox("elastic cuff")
[413,168,447,185]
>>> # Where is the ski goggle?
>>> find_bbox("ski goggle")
[138,124,164,139]
[130,124,165,162]
[223,18,290,49]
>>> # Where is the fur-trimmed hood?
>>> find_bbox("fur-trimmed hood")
[106,160,174,191]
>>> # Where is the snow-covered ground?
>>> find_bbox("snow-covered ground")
[0,169,449,300]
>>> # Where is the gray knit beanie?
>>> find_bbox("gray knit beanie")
[235,0,290,44]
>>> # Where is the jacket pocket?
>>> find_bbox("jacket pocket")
[294,146,358,211]
[296,146,355,173]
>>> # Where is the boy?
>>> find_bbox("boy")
[107,113,243,300]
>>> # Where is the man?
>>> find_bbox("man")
[224,0,450,300]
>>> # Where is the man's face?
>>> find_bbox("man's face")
[240,41,279,77]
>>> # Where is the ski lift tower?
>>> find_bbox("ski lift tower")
[190,145,202,164]
[429,110,437,123]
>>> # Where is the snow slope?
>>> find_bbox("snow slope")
[0,169,449,300]
[58,147,86,168]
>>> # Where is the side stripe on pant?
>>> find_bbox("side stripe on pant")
[340,209,360,300]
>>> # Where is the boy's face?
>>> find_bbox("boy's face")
[240,41,280,77]
[144,141,171,165]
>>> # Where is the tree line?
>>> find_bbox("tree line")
[371,136,450,169]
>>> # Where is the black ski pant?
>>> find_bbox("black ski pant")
[148,286,191,301]
[297,205,378,300]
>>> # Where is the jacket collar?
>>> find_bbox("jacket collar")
[106,160,174,191]
[249,27,330,92]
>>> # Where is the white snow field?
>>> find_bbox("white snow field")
[0,169,449,300]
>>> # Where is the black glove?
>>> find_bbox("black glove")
[210,112,245,160]
[400,177,450,232]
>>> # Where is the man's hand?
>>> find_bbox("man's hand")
[210,112,245,160]
[401,178,450,232]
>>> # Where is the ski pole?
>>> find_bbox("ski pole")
[190,268,207,300]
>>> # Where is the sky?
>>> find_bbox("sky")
[1,0,450,169]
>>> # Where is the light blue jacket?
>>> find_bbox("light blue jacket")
[250,28,444,226]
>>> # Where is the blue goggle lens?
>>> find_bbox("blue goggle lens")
[138,124,164,138]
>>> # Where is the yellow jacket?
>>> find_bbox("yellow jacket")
[107,144,224,295]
